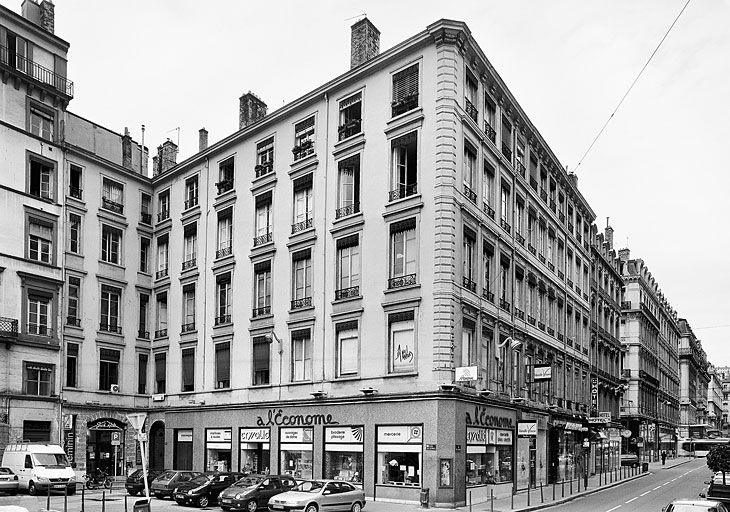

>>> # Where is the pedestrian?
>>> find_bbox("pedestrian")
[661,450,667,465]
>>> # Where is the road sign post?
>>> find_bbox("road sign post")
[126,413,149,502]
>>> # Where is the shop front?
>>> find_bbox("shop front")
[279,427,313,479]
[174,429,193,470]
[323,426,364,485]
[549,419,585,483]
[239,427,270,474]
[205,428,232,472]
[86,418,126,477]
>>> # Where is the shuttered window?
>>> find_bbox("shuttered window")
[392,64,419,102]
[215,342,230,389]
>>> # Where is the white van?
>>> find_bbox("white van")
[1,443,76,495]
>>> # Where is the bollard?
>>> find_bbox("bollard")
[511,489,514,509]
[81,483,85,512]
[610,466,613,483]
[125,494,128,512]
[599,468,602,487]
[570,477,573,495]
[527,484,531,507]
[490,488,494,512]
[47,483,51,511]
[562,478,565,498]
[540,481,544,503]
[577,474,581,493]
[553,480,556,501]
[64,483,68,512]
[469,491,472,512]
[102,491,106,512]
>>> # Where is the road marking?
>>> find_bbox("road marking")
[640,491,651,496]
[663,482,671,486]
[653,486,662,490]
[671,478,677,481]
[606,506,622,512]
[626,497,638,503]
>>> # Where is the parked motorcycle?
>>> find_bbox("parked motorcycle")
[85,469,113,490]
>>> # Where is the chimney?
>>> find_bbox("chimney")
[568,172,578,189]
[158,139,178,173]
[152,155,159,176]
[239,92,267,130]
[350,17,380,69]
[605,224,614,251]
[199,128,209,152]
[21,0,41,26]
[39,0,54,34]
[121,127,132,170]
[618,248,630,262]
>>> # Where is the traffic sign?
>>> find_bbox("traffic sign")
[127,413,147,432]
[111,431,121,446]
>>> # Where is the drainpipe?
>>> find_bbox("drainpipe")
[320,92,330,385]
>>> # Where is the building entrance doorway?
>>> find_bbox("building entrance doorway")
[149,421,165,471]
[86,418,126,477]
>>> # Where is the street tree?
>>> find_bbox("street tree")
[707,444,730,485]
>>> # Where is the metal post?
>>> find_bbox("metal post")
[540,480,544,503]
[125,494,128,512]
[469,491,472,512]
[491,489,494,512]
[102,491,106,512]
[578,473,581,493]
[64,483,68,512]
[47,483,51,510]
[527,483,531,506]
[570,476,573,494]
[553,480,556,501]
[511,489,514,509]
[81,482,85,512]
[562,478,565,498]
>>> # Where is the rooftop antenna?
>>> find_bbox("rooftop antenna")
[606,216,609,228]
[344,13,367,22]
[141,124,146,174]
[167,126,180,147]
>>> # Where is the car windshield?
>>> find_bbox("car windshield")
[293,481,324,493]
[158,471,176,480]
[190,476,210,485]
[0,468,12,475]
[234,476,264,487]
[671,506,722,512]
[32,453,68,468]
[129,470,142,478]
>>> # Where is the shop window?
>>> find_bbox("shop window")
[24,362,54,396]
[215,341,230,389]
[206,428,232,472]
[388,311,415,374]
[240,428,270,474]
[280,427,313,479]
[323,426,364,485]
[23,421,51,442]
[174,430,194,470]
[376,425,422,486]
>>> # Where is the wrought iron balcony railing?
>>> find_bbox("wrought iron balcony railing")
[182,258,196,271]
[292,139,315,160]
[501,142,512,161]
[138,329,149,339]
[291,218,313,234]
[291,297,313,310]
[516,233,525,246]
[181,322,196,333]
[462,277,477,292]
[548,262,555,272]
[515,308,525,320]
[66,316,81,327]
[538,321,546,331]
[527,315,536,326]
[0,44,74,97]
[154,329,168,338]
[337,119,361,141]
[140,212,152,224]
[388,273,417,289]
[464,98,478,122]
[538,253,546,264]
[335,286,360,300]
[184,197,198,210]
[621,301,632,309]
[463,184,477,204]
[559,212,565,223]
[499,299,511,312]
[483,202,495,219]
[102,197,124,214]
[391,93,419,117]
[558,270,565,280]
[216,245,233,259]
[515,161,526,178]
[100,323,122,334]
[547,327,555,336]
[253,232,273,246]
[335,203,360,219]
[156,268,168,279]
[254,162,274,178]
[484,122,496,143]
[528,244,537,255]
[500,219,511,233]
[389,183,418,201]
[483,289,495,303]
[216,178,234,195]
[157,210,170,222]
[214,314,231,326]
[69,186,82,200]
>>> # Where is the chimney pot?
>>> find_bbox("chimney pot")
[350,17,380,69]
[21,0,41,26]
[199,128,209,152]
[121,127,132,170]
[568,172,578,189]
[239,92,267,130]
[159,139,178,173]
[605,225,614,250]
[39,0,54,34]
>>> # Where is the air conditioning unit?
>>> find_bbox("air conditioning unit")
[110,384,120,393]
[152,394,166,402]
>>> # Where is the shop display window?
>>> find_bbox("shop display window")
[280,448,313,479]
[377,450,421,486]
[466,450,495,485]
[324,451,363,484]
[496,446,513,483]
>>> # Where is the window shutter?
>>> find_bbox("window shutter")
[336,320,358,332]
[390,217,416,234]
[292,248,311,262]
[336,234,359,250]
[389,310,414,324]
[340,93,361,110]
[392,64,418,102]
[100,349,120,362]
[215,342,230,382]
[254,260,271,273]
[255,191,272,207]
[293,173,313,192]
[295,117,315,133]
[291,329,310,340]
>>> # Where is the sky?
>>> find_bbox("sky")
[6,0,728,362]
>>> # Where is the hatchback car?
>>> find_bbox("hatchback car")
[267,480,365,512]
[219,474,298,511]
[0,467,19,495]
[174,472,243,507]
[662,499,729,512]
[151,470,204,499]
[125,469,161,496]
[620,453,639,467]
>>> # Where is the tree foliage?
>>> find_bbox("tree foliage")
[707,444,730,476]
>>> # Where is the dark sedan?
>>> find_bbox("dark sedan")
[218,474,298,511]
[151,470,204,499]
[125,469,162,496]
[174,472,243,507]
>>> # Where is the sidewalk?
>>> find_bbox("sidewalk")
[362,457,692,512]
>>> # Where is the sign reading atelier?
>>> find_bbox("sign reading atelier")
[465,406,514,428]
[256,409,338,427]
[533,364,552,381]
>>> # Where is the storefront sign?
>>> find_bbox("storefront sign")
[62,414,74,430]
[177,430,193,442]
[455,366,478,382]
[324,426,363,444]
[256,409,338,427]
[518,421,537,437]
[465,406,514,429]
[466,427,488,445]
[63,430,75,463]
[554,420,583,431]
[240,428,269,443]
[280,427,313,443]
[534,364,552,381]
[591,377,598,409]
[496,430,512,445]
[426,444,437,451]
[207,429,232,443]
[377,425,422,444]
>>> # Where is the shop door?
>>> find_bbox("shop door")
[548,428,559,483]
[174,440,193,470]
[149,422,165,471]
[529,438,536,488]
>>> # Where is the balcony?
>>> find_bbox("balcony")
[181,322,196,333]
[538,321,546,331]
[527,315,536,326]
[99,323,122,334]
[528,244,537,256]
[516,233,525,246]
[0,317,19,338]
[292,139,315,161]
[291,297,313,310]
[69,186,82,200]
[291,218,313,234]
[575,285,582,294]
[538,253,546,264]
[463,185,477,204]
[515,161,526,178]
[388,273,417,289]
[464,98,478,122]
[515,308,525,320]
[182,258,196,271]
[501,142,512,161]
[499,299,511,312]
[484,122,496,143]
[548,262,555,272]
[216,245,233,259]
[66,316,81,327]
[483,202,495,219]
[156,268,168,279]
[567,337,574,347]
[558,270,565,280]
[157,210,170,222]
[567,279,573,287]
[154,328,167,338]
[391,93,419,117]
[254,162,274,179]
[529,176,538,191]
[137,329,149,339]
[389,183,418,202]
[557,332,565,342]
[102,197,124,214]
[483,289,494,303]
[335,286,359,300]
[214,314,231,326]
[547,327,555,336]
[140,212,152,225]
[500,219,511,233]
[337,119,361,141]
[540,189,548,203]
[335,203,360,219]
[462,277,477,293]
[184,197,198,210]
[253,232,273,246]
[216,178,234,195]
[0,44,74,97]
[621,300,632,309]
[559,212,565,223]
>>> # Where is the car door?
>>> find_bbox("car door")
[18,455,32,488]
[321,482,343,510]
[259,477,280,503]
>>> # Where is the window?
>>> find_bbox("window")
[389,311,416,373]
[463,229,475,287]
[99,348,120,391]
[463,143,476,197]
[336,235,360,298]
[138,353,148,394]
[389,218,417,286]
[291,329,312,382]
[253,261,272,316]
[67,276,80,326]
[155,352,167,394]
[253,336,270,385]
[215,342,231,389]
[292,249,312,308]
[216,273,232,324]
[156,293,168,336]
[336,321,359,377]
[68,213,81,254]
[181,347,195,392]
[156,235,168,277]
[500,260,509,302]
[28,220,52,263]
[390,132,417,200]
[183,224,197,268]
[101,225,122,264]
[217,157,235,194]
[465,72,478,122]
[140,237,150,273]
[392,63,419,116]
[462,320,475,366]
[24,362,53,396]
[483,243,494,296]
[100,285,121,333]
[29,158,53,199]
[516,199,524,237]
[254,193,273,245]
[217,208,233,257]
[501,116,512,159]
[511,349,521,390]
[185,176,198,209]
[27,296,49,335]
[158,190,170,221]
[138,293,149,338]
[294,117,315,160]
[501,186,510,225]
[102,178,124,214]
[255,137,274,177]
[485,96,496,132]
[483,161,494,209]
[338,92,362,140]
[292,174,313,232]
[66,343,78,388]
[376,425,422,486]
[182,284,195,331]
[140,193,151,223]
[69,165,82,200]
[336,155,360,217]
[30,105,54,141]
[515,139,526,171]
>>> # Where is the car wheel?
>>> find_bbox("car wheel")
[68,487,76,496]
[351,502,362,512]
[221,507,230,511]
[246,499,258,512]
[305,504,318,512]
[199,495,210,507]
[128,490,138,496]
[155,492,164,499]
[28,481,37,496]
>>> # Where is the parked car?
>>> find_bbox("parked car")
[173,472,243,507]
[219,474,298,511]
[125,469,162,496]
[0,467,19,495]
[620,453,639,467]
[699,472,730,504]
[267,480,365,512]
[151,470,204,499]
[662,499,729,512]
